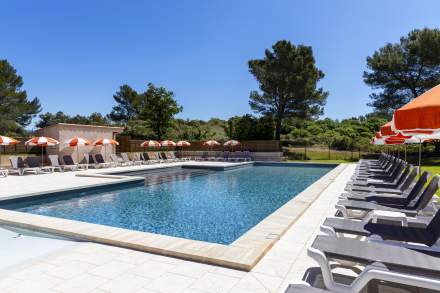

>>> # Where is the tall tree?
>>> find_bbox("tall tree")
[0,59,41,134]
[248,40,328,140]
[139,83,182,140]
[108,85,140,124]
[364,28,440,117]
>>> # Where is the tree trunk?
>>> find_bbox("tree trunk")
[275,117,282,140]
[304,143,307,160]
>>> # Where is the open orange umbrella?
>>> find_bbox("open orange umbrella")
[380,122,397,137]
[64,137,91,163]
[160,140,176,147]
[0,136,19,145]
[176,140,191,147]
[0,135,19,155]
[25,136,60,166]
[93,138,119,161]
[392,84,440,135]
[140,140,161,148]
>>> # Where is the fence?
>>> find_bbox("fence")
[285,146,367,161]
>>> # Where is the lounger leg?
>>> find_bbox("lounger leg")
[320,225,337,237]
[308,247,352,293]
[351,264,440,292]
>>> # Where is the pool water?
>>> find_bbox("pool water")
[4,164,333,244]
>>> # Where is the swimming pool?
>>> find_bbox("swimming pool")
[1,164,334,244]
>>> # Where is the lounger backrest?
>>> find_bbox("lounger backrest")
[63,155,75,166]
[95,154,105,163]
[147,152,155,160]
[110,154,119,163]
[17,157,27,168]
[399,167,417,191]
[393,165,410,187]
[48,155,60,167]
[403,171,430,205]
[160,152,167,160]
[121,153,130,162]
[88,154,95,164]
[26,157,40,168]
[410,175,440,211]
[390,161,405,178]
[9,156,18,169]
[427,210,440,246]
[142,153,148,161]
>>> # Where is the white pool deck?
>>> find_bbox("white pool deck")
[0,161,356,292]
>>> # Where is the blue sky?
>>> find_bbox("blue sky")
[2,1,440,123]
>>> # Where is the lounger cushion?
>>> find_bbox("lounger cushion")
[324,218,436,245]
[312,235,440,273]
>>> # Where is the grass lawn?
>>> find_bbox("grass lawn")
[421,165,440,176]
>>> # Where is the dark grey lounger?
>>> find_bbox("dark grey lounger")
[322,208,440,247]
[346,166,416,194]
[342,171,429,205]
[308,235,440,292]
[336,175,439,218]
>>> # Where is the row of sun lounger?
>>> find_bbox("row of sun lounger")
[3,152,189,176]
[193,151,252,162]
[287,153,440,292]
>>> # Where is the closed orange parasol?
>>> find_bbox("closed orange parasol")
[392,84,440,135]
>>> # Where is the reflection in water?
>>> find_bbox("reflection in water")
[9,165,333,244]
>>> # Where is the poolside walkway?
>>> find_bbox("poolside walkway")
[0,163,356,292]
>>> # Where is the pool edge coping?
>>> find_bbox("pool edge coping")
[0,163,348,271]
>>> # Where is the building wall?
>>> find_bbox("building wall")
[35,124,123,163]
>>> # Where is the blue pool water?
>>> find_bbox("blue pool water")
[4,164,334,244]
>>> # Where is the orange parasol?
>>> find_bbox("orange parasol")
[392,84,440,135]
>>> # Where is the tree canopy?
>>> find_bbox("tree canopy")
[224,115,275,140]
[364,28,440,117]
[284,115,386,150]
[248,40,328,140]
[0,59,41,135]
[138,83,183,140]
[36,111,110,128]
[108,83,182,140]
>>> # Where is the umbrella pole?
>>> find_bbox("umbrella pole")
[41,146,44,167]
[404,144,407,162]
[419,141,422,173]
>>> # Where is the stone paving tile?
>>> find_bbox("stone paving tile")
[145,272,196,293]
[170,261,212,278]
[233,273,273,292]
[89,260,136,279]
[251,258,292,278]
[98,273,153,293]
[53,273,108,293]
[129,260,176,279]
[45,260,96,280]
[189,272,240,292]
